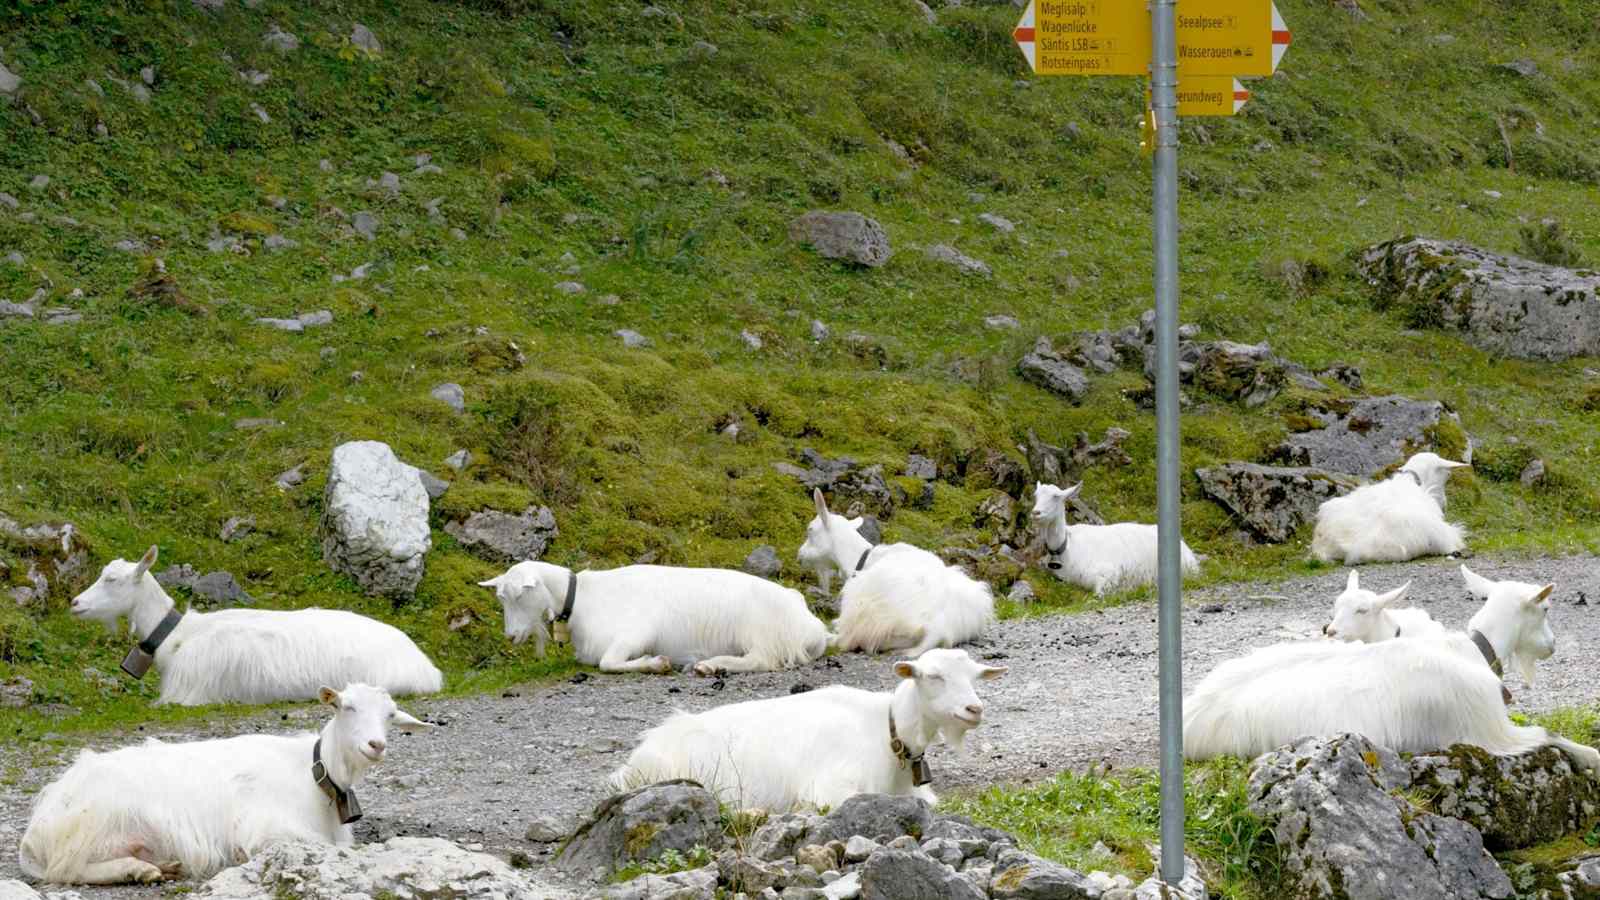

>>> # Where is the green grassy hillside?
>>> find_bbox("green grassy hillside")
[1,0,1599,740]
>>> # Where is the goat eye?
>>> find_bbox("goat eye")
[1355,609,1368,615]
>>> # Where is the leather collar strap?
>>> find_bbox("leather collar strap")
[1469,629,1514,705]
[557,571,579,623]
[888,707,932,787]
[120,608,184,679]
[854,548,873,574]
[1401,469,1423,487]
[1045,539,1066,571]
[312,738,363,824]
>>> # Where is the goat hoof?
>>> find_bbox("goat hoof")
[159,860,183,879]
[134,862,164,883]
[691,661,714,677]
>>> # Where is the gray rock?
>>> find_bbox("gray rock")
[1194,463,1360,543]
[263,24,300,52]
[788,211,892,268]
[554,281,586,294]
[445,506,558,563]
[604,864,717,900]
[984,314,1020,330]
[811,319,830,342]
[860,849,984,900]
[1270,395,1466,478]
[273,464,305,490]
[803,795,934,846]
[749,813,814,862]
[445,449,472,471]
[1500,58,1538,77]
[921,838,965,869]
[350,23,382,53]
[616,329,650,348]
[234,417,280,430]
[1407,744,1600,850]
[140,66,155,86]
[1067,331,1123,374]
[431,382,466,413]
[743,545,782,579]
[911,0,937,24]
[906,454,937,481]
[978,213,1016,233]
[557,781,723,877]
[719,851,792,894]
[196,837,546,899]
[240,69,271,86]
[1184,340,1288,407]
[525,815,569,843]
[0,193,16,209]
[353,211,379,240]
[257,310,332,332]
[925,244,991,277]
[797,844,838,874]
[1249,733,1514,900]
[0,300,33,319]
[0,677,34,709]
[825,872,862,900]
[320,441,432,601]
[250,102,270,123]
[263,234,298,251]
[155,566,253,607]
[418,470,450,500]
[843,836,881,863]
[1006,581,1036,604]
[219,516,254,542]
[741,329,764,350]
[1017,338,1090,403]
[689,40,719,59]
[377,171,401,194]
[1360,236,1600,361]
[775,450,895,518]
[28,175,49,191]
[1521,458,1547,487]
[0,62,20,95]
[989,848,1099,899]
[3,251,22,266]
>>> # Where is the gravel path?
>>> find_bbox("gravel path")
[3,554,1597,897]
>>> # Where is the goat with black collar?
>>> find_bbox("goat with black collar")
[1030,481,1201,596]
[1311,452,1469,564]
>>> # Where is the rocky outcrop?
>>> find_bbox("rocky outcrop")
[320,440,432,601]
[1270,396,1466,477]
[1194,462,1360,543]
[1249,734,1514,900]
[1407,744,1600,850]
[1021,428,1131,489]
[154,565,254,607]
[556,781,724,878]
[0,513,89,608]
[789,211,892,268]
[444,505,558,562]
[196,837,556,899]
[1360,236,1600,361]
[1017,337,1090,403]
[775,449,897,517]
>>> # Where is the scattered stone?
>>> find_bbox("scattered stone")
[377,171,401,194]
[990,848,1101,899]
[195,837,544,899]
[445,506,559,563]
[430,382,465,413]
[219,516,254,543]
[811,319,830,342]
[554,281,586,294]
[444,449,471,471]
[1194,463,1360,543]
[1407,744,1600,850]
[1006,581,1036,604]
[984,314,1020,331]
[1318,363,1362,390]
[797,844,839,874]
[255,310,333,332]
[140,66,155,86]
[234,417,280,430]
[1500,58,1538,78]
[1360,236,1600,361]
[740,329,764,350]
[239,69,271,86]
[0,678,33,709]
[263,234,298,251]
[925,244,991,277]
[905,454,937,481]
[418,471,450,500]
[788,211,893,268]
[3,251,23,266]
[977,213,1016,233]
[0,193,16,209]
[743,545,782,579]
[718,851,791,894]
[1520,458,1547,487]
[1250,733,1514,900]
[1183,340,1288,407]
[843,837,881,864]
[250,103,270,123]
[450,227,468,241]
[28,175,49,191]
[604,865,718,900]
[861,849,983,900]
[1132,854,1206,900]
[321,441,432,601]
[556,781,724,877]
[749,814,814,862]
[912,0,937,24]
[615,329,650,348]
[802,795,933,846]
[273,464,305,490]
[155,565,254,607]
[353,211,379,240]
[319,158,334,172]
[1017,337,1090,403]
[524,815,569,843]
[0,62,20,95]
[774,449,895,517]
[689,40,719,59]
[350,23,382,54]
[1270,395,1466,478]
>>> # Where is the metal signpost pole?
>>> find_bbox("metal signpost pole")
[1149,0,1185,886]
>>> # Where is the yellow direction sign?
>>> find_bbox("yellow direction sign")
[1014,0,1289,77]
[1174,76,1250,115]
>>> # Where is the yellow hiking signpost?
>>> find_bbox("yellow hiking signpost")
[1014,0,1292,889]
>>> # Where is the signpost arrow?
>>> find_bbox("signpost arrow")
[1012,0,1290,78]
[1175,76,1250,116]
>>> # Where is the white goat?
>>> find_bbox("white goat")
[19,683,428,884]
[477,561,830,675]
[609,649,1006,810]
[1322,569,1444,642]
[1310,452,1468,564]
[1184,568,1599,773]
[834,551,996,654]
[1030,482,1199,595]
[797,488,937,592]
[70,547,443,706]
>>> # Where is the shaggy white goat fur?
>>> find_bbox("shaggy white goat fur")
[834,551,996,654]
[798,489,937,593]
[19,684,428,884]
[1030,482,1199,595]
[1184,569,1599,773]
[478,561,830,675]
[608,649,1006,810]
[1323,569,1445,642]
[1310,453,1469,564]
[70,548,443,706]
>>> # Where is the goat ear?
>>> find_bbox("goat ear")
[391,709,431,732]
[135,545,158,576]
[1345,570,1360,592]
[1376,581,1411,608]
[893,661,918,680]
[1444,459,1470,469]
[318,686,341,708]
[978,665,1008,680]
[1460,564,1493,599]
[476,576,502,589]
[1530,584,1555,606]
[813,488,830,519]
[1061,483,1083,500]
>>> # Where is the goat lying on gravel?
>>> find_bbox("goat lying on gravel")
[1310,452,1468,564]
[71,547,443,705]
[608,648,1006,810]
[834,550,996,654]
[798,488,938,592]
[1185,568,1597,772]
[19,683,428,884]
[1322,569,1443,642]
[478,560,830,675]
[1030,481,1199,595]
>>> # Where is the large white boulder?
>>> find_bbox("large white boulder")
[196,837,572,899]
[320,441,431,600]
